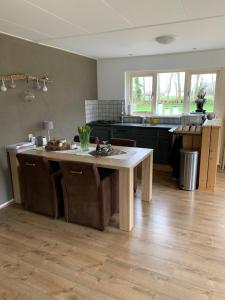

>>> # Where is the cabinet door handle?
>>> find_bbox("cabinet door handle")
[25,162,36,167]
[70,170,83,175]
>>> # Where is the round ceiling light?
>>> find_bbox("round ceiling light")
[155,35,175,45]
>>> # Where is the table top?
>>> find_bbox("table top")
[20,145,153,169]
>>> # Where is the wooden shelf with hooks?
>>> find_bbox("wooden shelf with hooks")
[0,74,53,83]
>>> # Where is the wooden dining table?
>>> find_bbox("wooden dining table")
[9,145,153,232]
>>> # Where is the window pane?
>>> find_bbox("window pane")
[157,72,185,115]
[189,73,216,113]
[131,76,153,113]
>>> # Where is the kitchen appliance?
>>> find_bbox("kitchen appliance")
[36,136,47,147]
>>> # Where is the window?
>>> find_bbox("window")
[189,73,217,112]
[157,72,185,114]
[130,75,153,114]
[127,70,218,115]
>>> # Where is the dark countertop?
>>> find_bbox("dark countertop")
[88,122,178,129]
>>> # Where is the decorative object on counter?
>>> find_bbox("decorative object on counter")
[152,117,159,125]
[165,108,170,115]
[45,139,70,151]
[89,142,126,157]
[28,133,36,145]
[195,89,206,113]
[157,103,163,114]
[173,106,179,115]
[70,141,77,150]
[207,112,215,120]
[127,102,132,115]
[43,121,54,141]
[145,117,151,124]
[173,125,202,134]
[78,124,92,152]
[0,73,52,96]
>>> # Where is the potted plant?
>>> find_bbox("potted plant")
[195,89,207,113]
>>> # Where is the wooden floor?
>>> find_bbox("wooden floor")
[1,172,225,300]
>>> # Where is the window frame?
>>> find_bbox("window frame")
[128,71,156,115]
[126,69,219,115]
[156,71,186,115]
[185,70,219,114]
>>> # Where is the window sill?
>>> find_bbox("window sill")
[130,113,182,118]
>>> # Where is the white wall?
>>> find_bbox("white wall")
[97,48,225,118]
[97,49,225,164]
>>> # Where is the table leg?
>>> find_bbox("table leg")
[8,152,21,203]
[119,168,134,231]
[142,153,153,202]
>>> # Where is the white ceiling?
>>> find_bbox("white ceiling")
[1,0,225,58]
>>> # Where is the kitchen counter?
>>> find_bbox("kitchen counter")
[112,123,177,129]
[88,122,177,129]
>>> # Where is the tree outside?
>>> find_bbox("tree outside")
[131,72,216,114]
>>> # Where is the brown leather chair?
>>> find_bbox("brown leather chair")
[17,154,63,218]
[74,135,99,144]
[109,138,138,214]
[60,161,112,230]
[109,138,137,148]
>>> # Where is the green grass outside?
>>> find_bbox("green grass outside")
[132,103,214,114]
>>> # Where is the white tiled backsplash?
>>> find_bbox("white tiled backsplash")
[85,100,125,123]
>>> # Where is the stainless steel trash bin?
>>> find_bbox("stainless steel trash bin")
[179,149,199,191]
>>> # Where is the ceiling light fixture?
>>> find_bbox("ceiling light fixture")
[155,35,175,45]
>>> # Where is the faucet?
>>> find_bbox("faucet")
[121,112,124,123]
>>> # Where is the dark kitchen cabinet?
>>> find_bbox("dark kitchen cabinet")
[157,129,172,164]
[131,128,158,163]
[89,124,172,164]
[112,127,134,139]
[90,125,112,141]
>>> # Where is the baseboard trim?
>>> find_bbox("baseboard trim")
[0,199,14,210]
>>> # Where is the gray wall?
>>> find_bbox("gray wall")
[0,33,97,205]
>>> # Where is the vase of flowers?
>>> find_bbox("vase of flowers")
[78,125,91,151]
[195,89,207,113]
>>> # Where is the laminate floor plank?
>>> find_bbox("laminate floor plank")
[1,172,225,299]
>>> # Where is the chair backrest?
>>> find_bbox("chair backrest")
[74,135,99,144]
[16,154,55,215]
[60,161,101,226]
[109,138,136,147]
